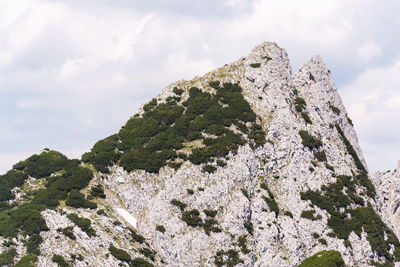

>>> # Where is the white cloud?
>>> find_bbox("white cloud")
[1,0,400,173]
[342,60,400,171]
[357,41,382,62]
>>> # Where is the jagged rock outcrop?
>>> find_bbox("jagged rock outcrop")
[0,42,398,267]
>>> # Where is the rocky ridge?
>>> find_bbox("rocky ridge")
[0,42,398,267]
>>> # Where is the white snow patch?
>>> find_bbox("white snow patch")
[115,208,137,228]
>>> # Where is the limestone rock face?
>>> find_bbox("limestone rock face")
[372,162,400,238]
[1,42,397,267]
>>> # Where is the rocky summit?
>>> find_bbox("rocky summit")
[0,42,399,267]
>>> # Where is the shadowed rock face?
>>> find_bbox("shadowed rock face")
[0,42,397,267]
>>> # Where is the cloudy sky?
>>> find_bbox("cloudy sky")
[0,0,399,173]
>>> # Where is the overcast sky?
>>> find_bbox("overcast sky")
[0,0,399,173]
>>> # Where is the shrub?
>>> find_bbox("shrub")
[67,214,96,237]
[301,112,313,124]
[204,209,218,218]
[262,195,279,217]
[214,249,243,266]
[330,105,341,115]
[0,248,17,266]
[66,190,97,209]
[216,160,227,167]
[130,258,154,267]
[109,245,131,262]
[301,210,322,221]
[298,250,345,267]
[51,254,70,267]
[241,189,250,199]
[294,97,307,112]
[203,165,217,173]
[14,150,69,178]
[156,225,166,233]
[250,63,261,68]
[284,211,293,218]
[182,209,202,227]
[238,235,250,254]
[170,199,187,211]
[129,229,145,244]
[26,234,43,255]
[319,238,327,245]
[244,221,254,235]
[299,130,322,149]
[187,189,194,195]
[90,184,106,198]
[173,87,184,95]
[14,254,38,267]
[139,248,156,261]
[314,151,327,162]
[58,226,76,240]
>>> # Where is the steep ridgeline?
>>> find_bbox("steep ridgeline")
[0,42,398,267]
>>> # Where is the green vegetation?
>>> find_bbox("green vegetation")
[238,235,250,254]
[182,209,202,227]
[330,105,341,115]
[301,174,400,262]
[186,189,194,195]
[155,225,166,233]
[90,184,106,198]
[129,229,145,244]
[214,249,243,266]
[84,82,265,174]
[109,245,131,262]
[299,130,323,149]
[301,112,313,124]
[204,209,218,218]
[14,254,38,267]
[67,213,96,237]
[130,258,154,267]
[284,211,293,218]
[314,151,327,162]
[170,199,187,211]
[173,87,184,95]
[294,97,307,112]
[26,234,43,255]
[52,254,70,267]
[66,190,97,209]
[58,226,76,240]
[0,248,16,266]
[241,189,250,199]
[244,221,254,235]
[203,165,217,173]
[300,210,321,221]
[298,250,345,267]
[139,248,156,261]
[250,63,261,68]
[260,183,279,217]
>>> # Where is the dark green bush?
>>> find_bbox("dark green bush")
[170,199,187,211]
[52,254,70,267]
[203,165,217,173]
[284,211,293,218]
[138,248,156,261]
[182,209,202,227]
[66,190,97,209]
[294,97,307,112]
[173,87,184,95]
[0,248,16,266]
[67,214,96,237]
[238,235,250,254]
[14,150,69,178]
[301,112,313,124]
[130,258,154,267]
[244,221,254,235]
[314,151,327,162]
[186,189,194,195]
[204,209,218,218]
[90,184,106,198]
[26,234,43,255]
[250,63,261,68]
[214,249,243,266]
[301,210,322,221]
[109,245,131,262]
[299,130,322,149]
[330,105,341,115]
[58,226,76,240]
[155,225,166,233]
[129,229,145,244]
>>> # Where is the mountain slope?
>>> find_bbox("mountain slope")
[0,42,398,267]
